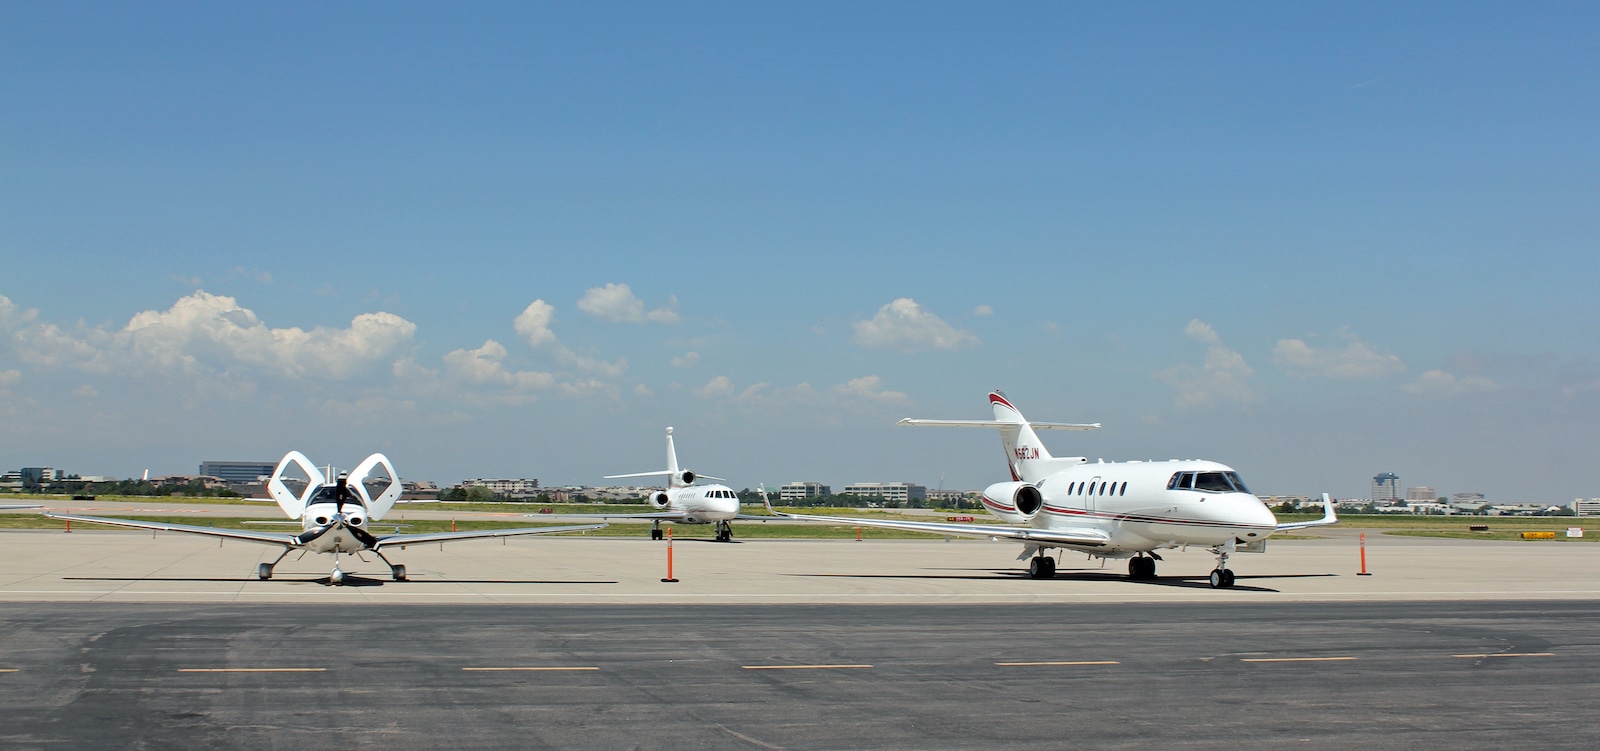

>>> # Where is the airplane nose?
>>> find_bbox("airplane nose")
[1244,496,1277,529]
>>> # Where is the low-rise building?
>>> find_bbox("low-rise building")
[780,482,830,501]
[1575,499,1600,517]
[460,478,541,498]
[840,482,927,504]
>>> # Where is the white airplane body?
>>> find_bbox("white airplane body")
[46,450,604,585]
[537,427,758,541]
[768,391,1336,588]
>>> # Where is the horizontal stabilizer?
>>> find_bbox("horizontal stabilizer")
[898,419,1101,430]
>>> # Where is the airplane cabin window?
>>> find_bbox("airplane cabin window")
[1119,482,1127,495]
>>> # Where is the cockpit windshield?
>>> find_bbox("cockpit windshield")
[307,485,365,506]
[1166,471,1253,494]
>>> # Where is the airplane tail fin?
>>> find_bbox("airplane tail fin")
[988,392,1050,482]
[665,427,682,486]
[602,427,722,489]
[898,391,1097,484]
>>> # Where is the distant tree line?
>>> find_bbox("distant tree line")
[22,478,242,498]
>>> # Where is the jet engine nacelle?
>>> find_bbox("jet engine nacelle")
[674,470,695,486]
[649,491,670,510]
[981,481,1043,524]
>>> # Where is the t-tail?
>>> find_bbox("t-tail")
[899,390,1099,484]
[603,427,725,489]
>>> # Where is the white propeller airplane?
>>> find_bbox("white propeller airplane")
[45,451,604,585]
[535,427,765,542]
[764,391,1337,588]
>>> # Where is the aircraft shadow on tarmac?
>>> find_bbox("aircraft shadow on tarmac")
[62,576,619,586]
[792,570,1338,592]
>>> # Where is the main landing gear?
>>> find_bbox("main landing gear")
[1027,555,1056,579]
[650,522,664,541]
[1208,541,1237,588]
[1127,555,1158,581]
[257,549,292,580]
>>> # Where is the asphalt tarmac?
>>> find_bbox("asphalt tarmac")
[1,600,1596,750]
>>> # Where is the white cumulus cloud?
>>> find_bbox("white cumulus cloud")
[1273,330,1405,380]
[0,295,38,332]
[830,375,909,404]
[852,298,979,352]
[577,283,679,323]
[1404,370,1498,395]
[1155,319,1255,409]
[513,300,558,348]
[12,291,415,382]
[670,352,700,368]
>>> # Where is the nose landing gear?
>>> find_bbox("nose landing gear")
[1208,540,1237,588]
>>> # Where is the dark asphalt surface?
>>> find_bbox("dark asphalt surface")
[1,601,1596,749]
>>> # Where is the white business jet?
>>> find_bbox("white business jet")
[764,391,1336,588]
[536,427,761,542]
[45,450,604,585]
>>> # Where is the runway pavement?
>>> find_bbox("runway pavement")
[1,600,1597,749]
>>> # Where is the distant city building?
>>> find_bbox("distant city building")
[199,461,277,485]
[780,482,831,501]
[460,478,541,498]
[1575,499,1600,517]
[1405,486,1437,502]
[1451,492,1488,508]
[926,489,979,504]
[840,482,927,503]
[1371,473,1401,503]
[20,468,62,486]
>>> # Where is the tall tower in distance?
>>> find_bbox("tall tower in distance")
[1372,472,1401,503]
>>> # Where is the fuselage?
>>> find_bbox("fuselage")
[983,459,1278,554]
[663,484,740,523]
[297,483,374,553]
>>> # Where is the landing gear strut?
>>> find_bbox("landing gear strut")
[257,548,292,580]
[375,549,406,581]
[1208,540,1237,588]
[1028,555,1056,579]
[714,520,733,542]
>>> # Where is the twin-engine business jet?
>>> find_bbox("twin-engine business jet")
[767,391,1337,588]
[535,427,763,541]
[45,451,603,585]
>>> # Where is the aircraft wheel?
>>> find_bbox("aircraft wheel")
[650,528,662,541]
[257,563,273,581]
[330,569,345,586]
[1028,556,1055,579]
[1221,569,1235,588]
[1208,569,1225,588]
[1040,556,1056,578]
[391,564,407,582]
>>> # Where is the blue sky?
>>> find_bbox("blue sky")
[2,2,1597,502]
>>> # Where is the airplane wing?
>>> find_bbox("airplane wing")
[527,511,697,522]
[760,498,1108,547]
[43,513,300,546]
[1276,493,1340,531]
[373,523,606,548]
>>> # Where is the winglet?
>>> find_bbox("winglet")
[758,485,793,518]
[1276,492,1339,531]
